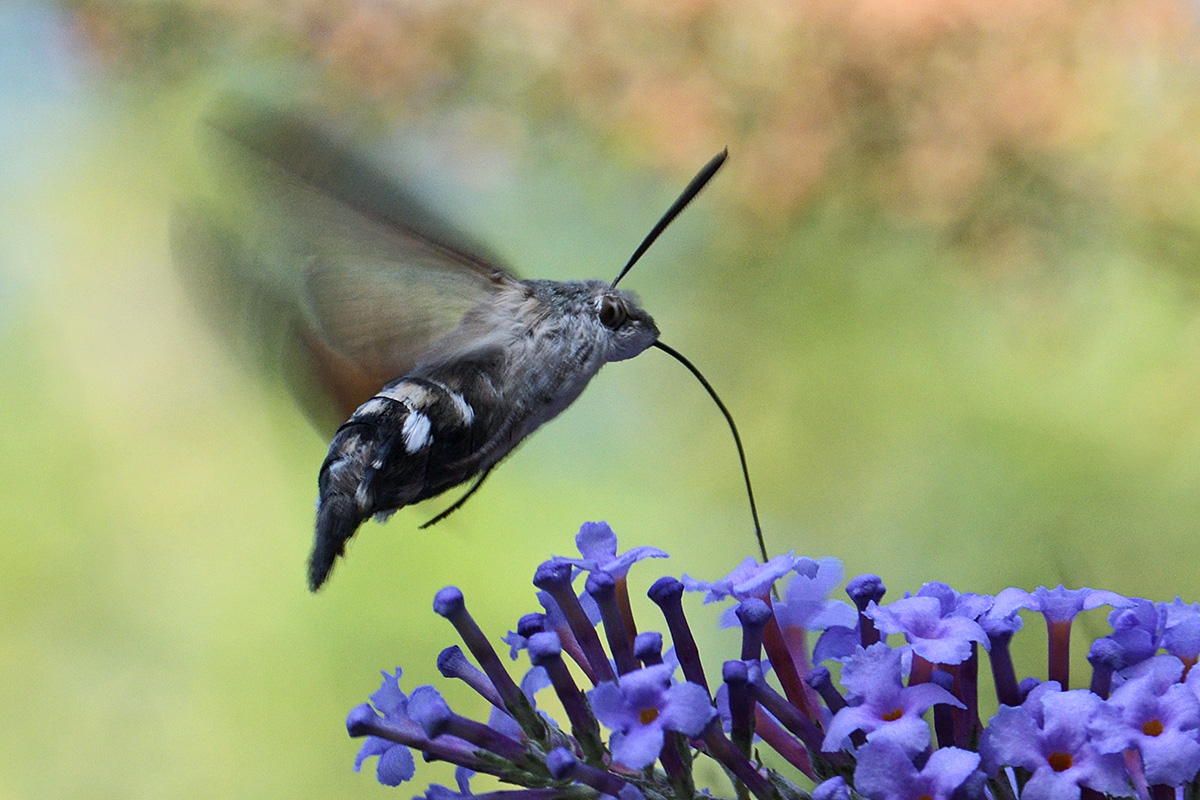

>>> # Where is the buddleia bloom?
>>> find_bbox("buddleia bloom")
[343,520,1200,800]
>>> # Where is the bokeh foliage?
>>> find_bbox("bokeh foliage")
[6,0,1200,796]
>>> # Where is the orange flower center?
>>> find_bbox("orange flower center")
[1048,752,1074,772]
[1143,719,1165,737]
[882,707,904,722]
[639,707,660,725]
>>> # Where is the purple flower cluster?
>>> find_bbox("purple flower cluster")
[346,523,1200,800]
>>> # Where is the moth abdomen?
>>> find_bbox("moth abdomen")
[309,374,490,589]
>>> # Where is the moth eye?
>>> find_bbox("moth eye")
[599,295,628,329]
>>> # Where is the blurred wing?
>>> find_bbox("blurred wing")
[172,101,519,436]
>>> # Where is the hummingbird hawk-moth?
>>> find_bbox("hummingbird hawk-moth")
[174,101,762,591]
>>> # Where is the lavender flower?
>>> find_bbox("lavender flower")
[816,575,889,663]
[772,557,857,634]
[1007,586,1132,624]
[588,663,715,769]
[1160,599,1200,665]
[1106,599,1162,670]
[349,669,417,787]
[685,552,817,716]
[823,642,964,755]
[865,593,988,666]
[854,740,983,800]
[1090,655,1200,786]
[555,520,668,579]
[682,551,809,604]
[1002,585,1132,688]
[813,776,851,800]
[980,682,1131,800]
[341,522,1200,800]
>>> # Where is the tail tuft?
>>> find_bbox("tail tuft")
[308,495,365,591]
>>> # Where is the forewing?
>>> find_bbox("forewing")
[173,101,519,435]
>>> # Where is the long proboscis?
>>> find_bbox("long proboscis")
[653,340,768,563]
[610,148,729,289]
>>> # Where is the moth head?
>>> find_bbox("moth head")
[593,286,658,362]
[595,147,725,363]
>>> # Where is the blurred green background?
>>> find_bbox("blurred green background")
[6,0,1200,796]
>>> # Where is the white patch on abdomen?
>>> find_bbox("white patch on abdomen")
[447,391,474,426]
[380,380,434,407]
[419,378,475,427]
[355,397,391,418]
[402,410,432,452]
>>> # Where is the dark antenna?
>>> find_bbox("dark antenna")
[610,148,728,288]
[652,341,768,564]
[422,148,755,548]
[608,147,767,562]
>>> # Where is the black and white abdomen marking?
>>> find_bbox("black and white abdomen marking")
[309,373,492,589]
[306,280,659,590]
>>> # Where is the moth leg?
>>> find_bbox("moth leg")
[414,408,521,531]
[419,466,494,529]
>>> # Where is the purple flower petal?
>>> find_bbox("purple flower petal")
[813,626,861,663]
[924,747,984,797]
[375,743,416,786]
[822,644,961,755]
[577,521,618,562]
[660,681,717,736]
[775,557,857,632]
[682,552,802,603]
[1091,655,1200,786]
[556,521,668,579]
[588,663,715,770]
[589,681,637,731]
[610,721,666,769]
[1006,586,1133,624]
[980,704,1044,774]
[1162,598,1200,661]
[353,733,389,772]
[855,740,982,800]
[369,667,409,716]
[867,596,987,665]
[982,684,1131,798]
[813,776,850,800]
